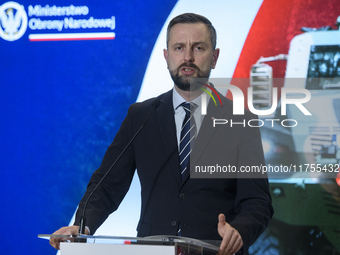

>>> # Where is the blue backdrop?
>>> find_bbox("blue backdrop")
[0,0,176,254]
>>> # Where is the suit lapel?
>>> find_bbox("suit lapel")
[157,90,182,185]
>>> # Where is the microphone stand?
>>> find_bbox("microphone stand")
[78,99,160,236]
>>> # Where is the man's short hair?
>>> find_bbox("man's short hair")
[166,13,217,50]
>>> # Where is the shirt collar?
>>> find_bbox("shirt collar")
[172,87,203,111]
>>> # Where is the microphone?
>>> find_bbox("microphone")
[78,98,161,235]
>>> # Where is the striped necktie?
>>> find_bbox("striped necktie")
[177,102,197,236]
[179,102,197,180]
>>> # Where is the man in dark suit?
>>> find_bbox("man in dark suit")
[50,13,273,255]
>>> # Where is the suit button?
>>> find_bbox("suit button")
[171,221,177,226]
[179,193,185,199]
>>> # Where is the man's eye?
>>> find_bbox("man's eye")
[175,46,182,50]
[196,46,204,51]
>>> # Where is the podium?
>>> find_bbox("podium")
[38,234,220,255]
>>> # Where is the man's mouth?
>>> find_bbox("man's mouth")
[181,67,196,75]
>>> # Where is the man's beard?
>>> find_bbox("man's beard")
[169,63,211,91]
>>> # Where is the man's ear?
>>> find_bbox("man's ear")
[163,49,169,69]
[212,48,220,69]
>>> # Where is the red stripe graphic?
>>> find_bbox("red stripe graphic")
[28,33,115,42]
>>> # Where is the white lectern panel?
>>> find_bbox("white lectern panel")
[60,243,175,255]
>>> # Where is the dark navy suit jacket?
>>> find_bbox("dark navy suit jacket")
[75,89,273,253]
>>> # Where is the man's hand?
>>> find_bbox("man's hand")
[49,225,89,250]
[217,214,243,255]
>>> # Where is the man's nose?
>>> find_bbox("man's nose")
[184,48,194,62]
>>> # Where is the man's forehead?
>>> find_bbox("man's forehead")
[168,23,210,44]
